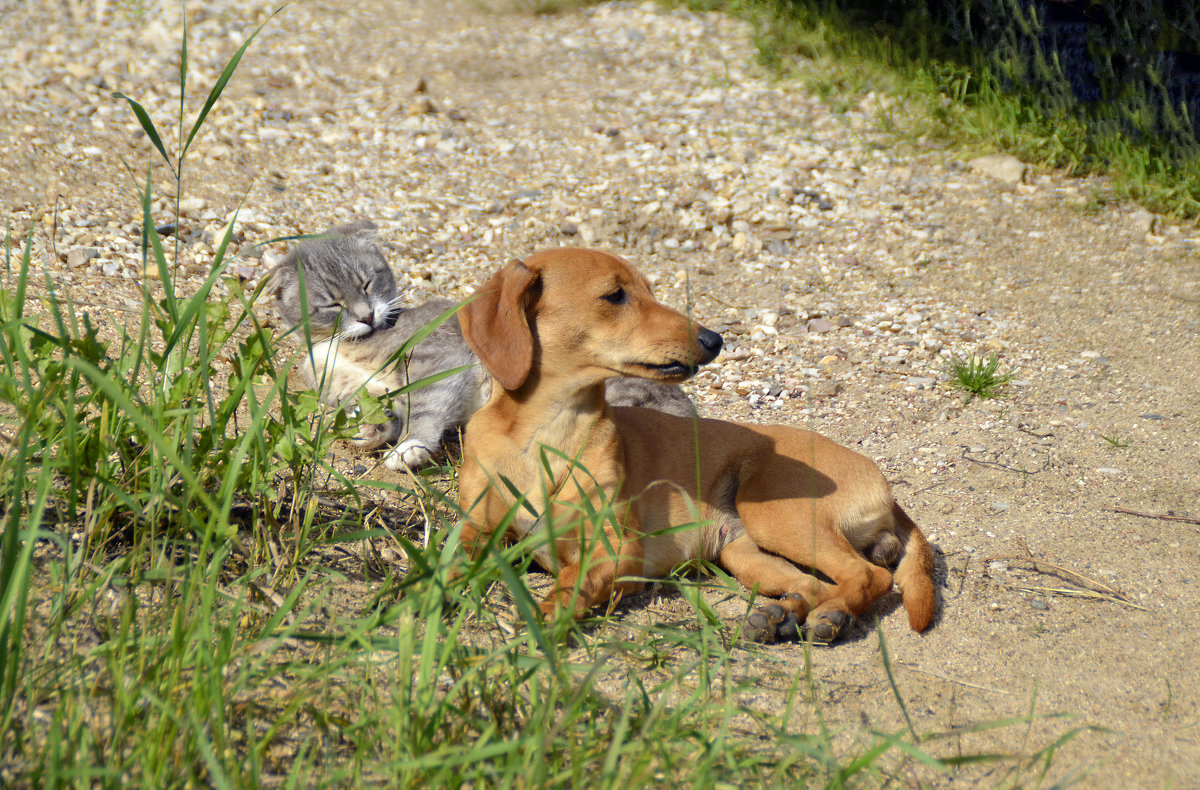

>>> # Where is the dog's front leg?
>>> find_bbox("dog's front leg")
[539,531,645,618]
[456,460,506,563]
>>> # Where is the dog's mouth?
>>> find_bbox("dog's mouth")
[629,360,702,381]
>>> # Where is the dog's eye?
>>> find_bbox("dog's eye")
[602,287,627,305]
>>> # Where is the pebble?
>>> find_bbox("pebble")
[177,197,209,217]
[968,154,1027,185]
[67,248,100,267]
[812,381,839,398]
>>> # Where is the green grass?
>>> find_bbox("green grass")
[1100,433,1131,449]
[0,7,1092,787]
[681,0,1200,220]
[945,351,1018,402]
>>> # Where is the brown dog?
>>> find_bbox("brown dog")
[456,248,935,642]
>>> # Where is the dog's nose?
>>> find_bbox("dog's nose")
[696,327,723,362]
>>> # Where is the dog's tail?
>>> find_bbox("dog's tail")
[892,503,936,632]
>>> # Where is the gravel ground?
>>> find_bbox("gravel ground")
[3,0,1199,784]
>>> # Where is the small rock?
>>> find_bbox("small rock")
[177,197,208,216]
[806,318,836,333]
[1129,209,1157,234]
[968,154,1027,185]
[258,128,291,143]
[229,262,260,279]
[67,247,100,267]
[813,380,839,398]
[204,222,245,246]
[750,325,778,342]
[228,208,269,232]
[406,96,437,116]
[1030,599,1050,611]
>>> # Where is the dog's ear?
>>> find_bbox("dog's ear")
[459,259,538,390]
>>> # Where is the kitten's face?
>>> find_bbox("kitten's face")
[302,262,398,339]
[272,227,400,340]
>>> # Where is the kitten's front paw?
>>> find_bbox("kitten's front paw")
[351,413,402,450]
[383,438,438,470]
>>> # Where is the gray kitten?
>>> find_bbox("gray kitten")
[268,222,695,469]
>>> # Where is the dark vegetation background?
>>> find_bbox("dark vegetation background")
[722,0,1200,216]
[860,0,1198,153]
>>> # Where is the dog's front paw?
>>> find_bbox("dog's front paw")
[383,438,437,470]
[742,603,800,644]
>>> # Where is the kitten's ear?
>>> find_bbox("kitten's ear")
[459,259,538,391]
[265,256,292,298]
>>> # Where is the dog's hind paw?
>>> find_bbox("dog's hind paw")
[807,610,852,643]
[742,603,801,644]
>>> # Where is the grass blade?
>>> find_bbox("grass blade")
[182,6,288,158]
[113,93,176,177]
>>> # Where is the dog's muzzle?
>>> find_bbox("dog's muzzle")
[695,327,723,364]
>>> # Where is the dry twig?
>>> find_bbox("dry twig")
[986,539,1147,611]
[1110,506,1200,526]
[1003,582,1148,611]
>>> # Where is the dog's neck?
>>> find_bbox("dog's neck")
[487,372,612,458]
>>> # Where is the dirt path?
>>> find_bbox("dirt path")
[3,0,1198,784]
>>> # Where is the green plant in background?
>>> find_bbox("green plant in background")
[1101,432,1131,449]
[945,350,1018,402]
